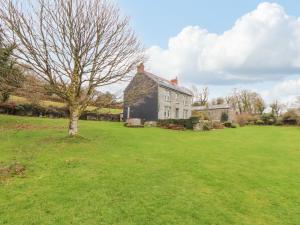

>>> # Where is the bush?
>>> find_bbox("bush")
[275,120,283,126]
[0,92,10,103]
[212,121,224,129]
[231,123,238,128]
[282,110,300,125]
[157,117,200,130]
[223,121,238,128]
[190,116,200,124]
[223,121,232,128]
[255,119,265,125]
[202,123,211,131]
[220,112,229,122]
[192,111,209,120]
[0,103,67,118]
[235,113,250,127]
[261,113,276,125]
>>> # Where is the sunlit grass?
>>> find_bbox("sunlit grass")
[0,115,299,225]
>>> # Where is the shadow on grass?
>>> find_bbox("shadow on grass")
[41,134,92,145]
[59,135,91,143]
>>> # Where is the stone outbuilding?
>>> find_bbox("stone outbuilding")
[192,104,236,122]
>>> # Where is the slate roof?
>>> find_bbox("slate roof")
[144,71,193,96]
[192,104,231,111]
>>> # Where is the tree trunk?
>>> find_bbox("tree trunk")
[68,106,80,136]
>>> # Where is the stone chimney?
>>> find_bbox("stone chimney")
[170,77,178,85]
[137,63,144,74]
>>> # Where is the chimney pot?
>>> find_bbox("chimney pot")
[137,63,144,74]
[170,77,178,85]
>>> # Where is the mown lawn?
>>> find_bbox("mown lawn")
[0,115,299,225]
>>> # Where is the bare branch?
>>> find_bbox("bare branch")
[0,0,144,135]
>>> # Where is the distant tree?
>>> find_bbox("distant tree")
[226,89,265,115]
[270,100,283,118]
[253,95,266,115]
[93,91,117,109]
[19,73,48,105]
[296,96,300,109]
[191,86,209,106]
[0,31,23,102]
[1,0,144,135]
[282,109,300,125]
[216,97,225,105]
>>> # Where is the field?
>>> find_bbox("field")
[0,115,299,225]
[9,95,122,114]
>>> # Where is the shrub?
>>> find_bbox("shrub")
[192,111,209,120]
[223,121,238,128]
[255,119,265,125]
[0,102,16,114]
[0,92,10,103]
[212,121,224,129]
[282,110,300,125]
[158,117,200,130]
[223,121,232,128]
[202,123,211,131]
[261,113,276,125]
[190,116,200,124]
[235,113,252,127]
[15,105,25,114]
[220,112,229,122]
[231,123,238,128]
[275,120,283,126]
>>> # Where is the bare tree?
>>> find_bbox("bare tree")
[270,100,284,118]
[296,96,300,109]
[0,29,24,102]
[0,0,144,135]
[226,89,265,114]
[191,86,209,106]
[253,95,265,115]
[216,97,225,105]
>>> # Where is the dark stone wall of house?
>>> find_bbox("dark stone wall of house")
[123,73,158,121]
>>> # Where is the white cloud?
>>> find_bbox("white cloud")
[264,77,300,105]
[146,2,300,85]
[273,77,300,95]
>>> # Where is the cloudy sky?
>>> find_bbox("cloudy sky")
[117,0,300,104]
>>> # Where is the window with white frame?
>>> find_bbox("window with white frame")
[164,91,171,102]
[164,106,171,118]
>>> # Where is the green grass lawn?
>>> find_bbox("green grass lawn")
[0,115,299,225]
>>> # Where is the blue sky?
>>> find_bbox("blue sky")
[116,1,300,104]
[118,0,300,47]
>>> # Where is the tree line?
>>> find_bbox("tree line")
[192,86,299,116]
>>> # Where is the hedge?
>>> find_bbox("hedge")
[157,117,199,130]
[0,103,120,121]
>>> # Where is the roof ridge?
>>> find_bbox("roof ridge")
[143,71,193,96]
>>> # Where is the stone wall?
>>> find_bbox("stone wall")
[158,86,192,120]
